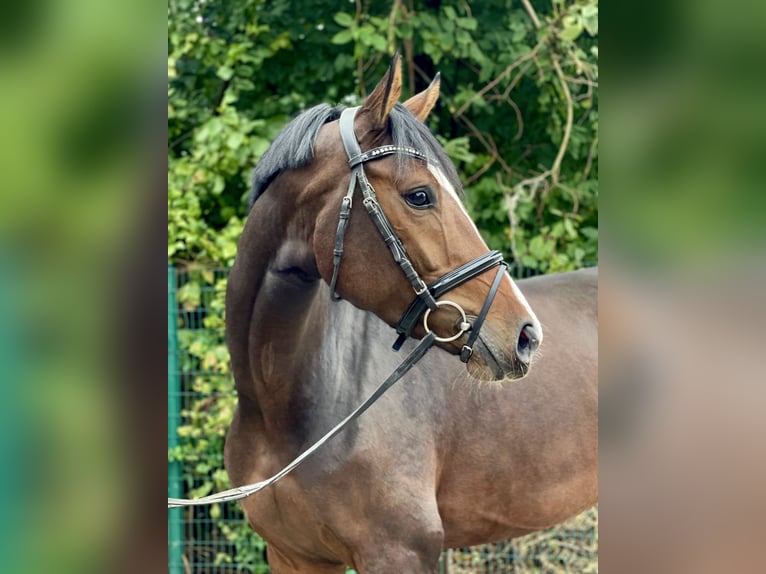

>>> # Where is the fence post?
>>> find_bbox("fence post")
[168,266,184,574]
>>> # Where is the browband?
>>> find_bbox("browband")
[348,145,429,168]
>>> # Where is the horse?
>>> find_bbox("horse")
[224,54,597,573]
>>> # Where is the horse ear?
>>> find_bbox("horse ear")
[359,52,403,129]
[403,73,441,122]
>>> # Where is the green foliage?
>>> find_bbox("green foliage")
[169,0,598,273]
[168,0,597,569]
[170,272,268,570]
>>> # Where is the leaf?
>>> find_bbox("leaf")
[331,29,353,45]
[397,22,413,40]
[521,254,537,267]
[217,65,234,80]
[469,44,484,63]
[456,29,471,46]
[178,282,201,310]
[370,34,387,52]
[251,137,271,158]
[226,132,244,149]
[560,15,583,42]
[456,17,477,31]
[529,236,545,259]
[212,175,225,194]
[583,14,598,36]
[581,227,598,240]
[357,24,376,47]
[333,12,354,27]
[563,218,577,239]
[581,4,598,19]
[510,21,527,43]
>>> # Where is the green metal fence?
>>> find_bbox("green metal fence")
[168,267,183,574]
[168,265,597,573]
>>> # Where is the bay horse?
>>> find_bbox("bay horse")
[224,55,597,573]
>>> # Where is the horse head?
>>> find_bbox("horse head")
[272,55,542,381]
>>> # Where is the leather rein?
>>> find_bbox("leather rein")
[168,107,507,509]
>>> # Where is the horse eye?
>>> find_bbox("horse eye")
[403,189,432,209]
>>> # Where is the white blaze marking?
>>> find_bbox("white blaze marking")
[427,164,542,339]
[508,274,543,343]
[427,164,484,242]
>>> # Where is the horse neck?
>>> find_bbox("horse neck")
[226,194,377,443]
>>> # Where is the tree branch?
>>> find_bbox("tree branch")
[387,0,402,54]
[580,135,597,185]
[464,155,496,186]
[519,0,542,30]
[355,0,365,96]
[549,55,574,186]
[453,38,545,118]
[459,113,513,175]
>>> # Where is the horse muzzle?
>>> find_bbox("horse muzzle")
[465,321,542,381]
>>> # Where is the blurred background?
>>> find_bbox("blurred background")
[0,0,764,572]
[0,0,163,573]
[600,0,766,571]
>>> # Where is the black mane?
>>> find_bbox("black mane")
[248,102,462,210]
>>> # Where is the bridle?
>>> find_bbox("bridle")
[168,106,509,509]
[331,106,507,362]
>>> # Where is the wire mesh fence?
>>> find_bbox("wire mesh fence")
[168,265,597,573]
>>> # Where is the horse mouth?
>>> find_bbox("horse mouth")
[466,333,530,382]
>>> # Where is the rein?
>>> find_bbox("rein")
[168,333,436,508]
[167,107,507,509]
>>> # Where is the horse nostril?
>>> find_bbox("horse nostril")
[517,323,541,365]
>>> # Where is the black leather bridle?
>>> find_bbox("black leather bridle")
[331,106,507,362]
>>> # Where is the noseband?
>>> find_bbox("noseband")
[331,107,507,362]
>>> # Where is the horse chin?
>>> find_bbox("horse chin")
[466,336,530,383]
